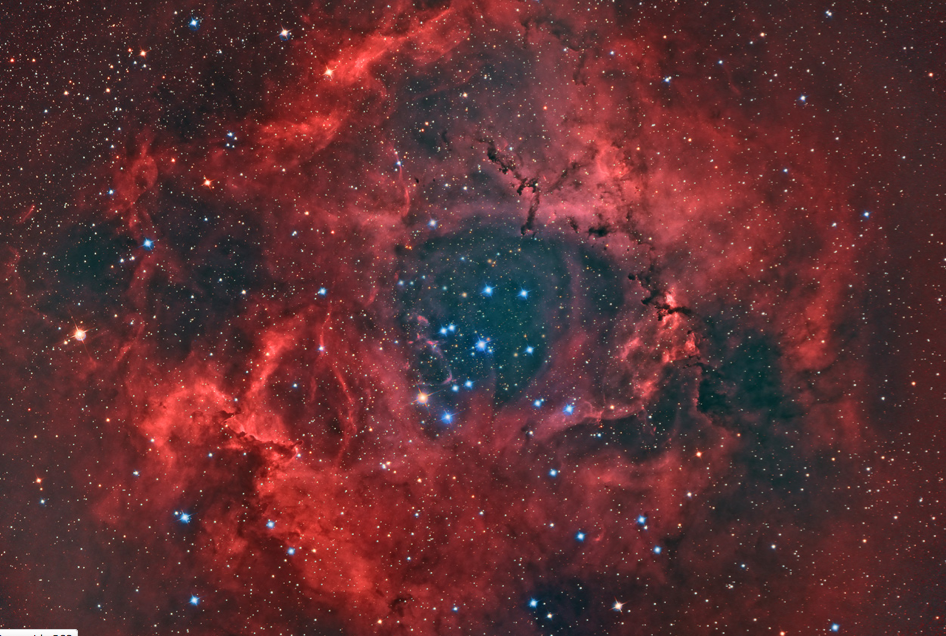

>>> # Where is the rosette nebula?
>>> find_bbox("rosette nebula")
[1,1,943,634]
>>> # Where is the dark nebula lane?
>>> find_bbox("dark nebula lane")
[1,1,944,635]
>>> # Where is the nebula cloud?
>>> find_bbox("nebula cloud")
[1,1,941,634]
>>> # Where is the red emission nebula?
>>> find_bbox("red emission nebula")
[1,1,944,635]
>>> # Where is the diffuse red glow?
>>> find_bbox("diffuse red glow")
[0,0,937,634]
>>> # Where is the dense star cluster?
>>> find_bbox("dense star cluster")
[1,1,944,635]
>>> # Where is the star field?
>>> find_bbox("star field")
[0,1,944,635]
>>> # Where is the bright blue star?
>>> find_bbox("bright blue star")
[576,532,585,541]
[188,17,201,31]
[440,327,449,335]
[448,324,456,332]
[475,339,488,351]
[862,211,870,218]
[529,599,539,608]
[287,547,296,555]
[452,384,459,392]
[142,238,154,250]
[830,625,840,633]
[518,289,529,299]
[464,380,473,389]
[266,520,275,529]
[189,595,199,605]
[653,546,662,554]
[482,285,493,296]
[428,219,438,228]
[533,398,543,408]
[525,345,534,355]
[441,412,453,424]
[179,513,191,523]
[563,404,574,415]
[548,468,558,477]
[637,515,647,525]
[317,287,327,295]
